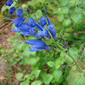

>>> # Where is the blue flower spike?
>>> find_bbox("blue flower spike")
[9,7,15,14]
[47,17,57,40]
[16,8,23,17]
[40,16,47,27]
[24,39,50,51]
[6,0,13,6]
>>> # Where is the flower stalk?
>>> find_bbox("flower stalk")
[56,41,82,72]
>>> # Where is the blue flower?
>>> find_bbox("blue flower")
[63,45,66,48]
[24,39,50,51]
[12,22,36,36]
[27,8,30,12]
[47,17,57,40]
[5,0,13,6]
[13,17,25,27]
[11,17,51,39]
[28,17,36,27]
[36,29,51,39]
[9,7,15,14]
[16,8,23,17]
[46,17,51,25]
[34,22,43,31]
[67,46,70,49]
[40,16,47,27]
[33,21,51,38]
[11,21,50,39]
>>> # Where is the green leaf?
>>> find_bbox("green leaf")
[69,47,78,58]
[71,13,82,23]
[55,57,64,69]
[57,14,64,22]
[63,19,71,27]
[69,0,78,6]
[22,4,28,9]
[16,73,23,81]
[74,33,85,40]
[68,69,85,85]
[27,57,40,65]
[31,80,42,85]
[0,49,6,53]
[53,8,58,15]
[20,80,29,85]
[65,55,73,64]
[47,61,55,67]
[34,10,43,19]
[61,7,69,14]
[42,74,53,85]
[32,69,41,78]
[52,70,63,83]
[60,0,69,6]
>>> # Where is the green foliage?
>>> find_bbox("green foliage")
[31,80,42,85]
[16,73,23,81]
[68,67,85,85]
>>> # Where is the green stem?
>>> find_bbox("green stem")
[56,42,82,72]
[67,52,82,71]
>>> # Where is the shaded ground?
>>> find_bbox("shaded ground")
[0,18,18,84]
[0,21,15,50]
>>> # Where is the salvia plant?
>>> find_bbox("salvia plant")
[0,0,85,85]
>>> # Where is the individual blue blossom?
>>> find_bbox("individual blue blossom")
[65,50,68,53]
[9,7,15,14]
[24,39,50,51]
[80,53,82,56]
[34,22,43,31]
[16,8,23,17]
[47,24,57,40]
[28,17,36,27]
[46,17,51,25]
[46,17,57,40]
[40,16,47,27]
[27,8,30,12]
[5,0,13,6]
[63,45,66,48]
[67,46,70,49]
